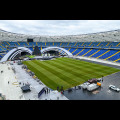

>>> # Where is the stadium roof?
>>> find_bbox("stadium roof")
[0,29,120,42]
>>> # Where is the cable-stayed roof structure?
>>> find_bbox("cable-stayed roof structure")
[0,29,120,42]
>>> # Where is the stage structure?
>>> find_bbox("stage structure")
[41,47,73,56]
[32,46,41,56]
[0,47,32,62]
[0,47,72,62]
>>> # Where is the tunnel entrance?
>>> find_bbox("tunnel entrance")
[13,52,31,60]
[41,47,73,57]
[43,50,60,56]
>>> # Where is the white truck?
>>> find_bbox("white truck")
[87,83,99,91]
[81,82,90,89]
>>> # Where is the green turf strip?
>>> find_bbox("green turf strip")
[26,55,35,58]
[23,61,59,89]
[49,58,119,78]
[53,59,117,76]
[23,57,120,90]
[45,60,98,79]
[56,58,119,74]
[24,61,71,90]
[56,57,116,70]
[34,60,81,84]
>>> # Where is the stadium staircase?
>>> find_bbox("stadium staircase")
[27,42,29,46]
[97,42,101,46]
[82,49,92,56]
[0,44,5,48]
[96,50,110,59]
[68,48,71,51]
[114,58,120,62]
[89,49,100,57]
[72,48,78,54]
[17,42,20,45]
[89,42,92,46]
[106,42,109,46]
[81,42,84,46]
[75,49,85,56]
[60,43,62,46]
[74,42,77,46]
[7,42,10,45]
[67,42,69,46]
[104,51,120,60]
[116,43,120,47]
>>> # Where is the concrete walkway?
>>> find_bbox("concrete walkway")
[71,56,120,66]
[0,63,25,100]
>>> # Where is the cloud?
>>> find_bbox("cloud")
[0,20,120,36]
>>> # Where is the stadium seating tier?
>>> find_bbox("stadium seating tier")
[0,41,120,63]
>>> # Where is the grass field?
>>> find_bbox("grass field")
[23,57,120,90]
[26,55,36,58]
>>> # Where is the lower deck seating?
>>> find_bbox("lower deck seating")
[0,54,6,59]
[1,41,120,63]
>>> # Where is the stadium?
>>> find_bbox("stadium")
[1,25,120,100]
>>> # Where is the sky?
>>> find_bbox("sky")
[0,20,120,36]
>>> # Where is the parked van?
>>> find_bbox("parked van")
[81,82,90,89]
[87,83,99,91]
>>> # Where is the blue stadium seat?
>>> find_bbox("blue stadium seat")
[84,49,98,57]
[92,49,108,58]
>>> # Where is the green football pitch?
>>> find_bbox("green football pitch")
[22,57,120,90]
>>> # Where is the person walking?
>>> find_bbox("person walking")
[102,76,104,82]
[57,86,59,91]
[63,90,64,94]
[47,88,48,94]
